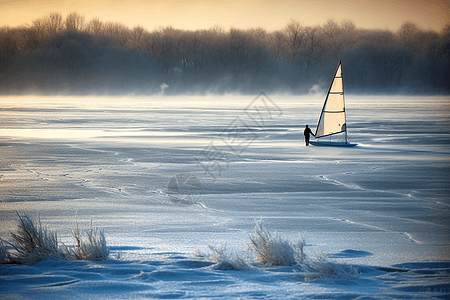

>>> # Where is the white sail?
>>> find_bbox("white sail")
[315,62,347,139]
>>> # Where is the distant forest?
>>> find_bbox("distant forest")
[1,12,449,95]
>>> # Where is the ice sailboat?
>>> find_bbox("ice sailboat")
[310,61,357,147]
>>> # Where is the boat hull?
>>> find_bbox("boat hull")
[309,140,357,147]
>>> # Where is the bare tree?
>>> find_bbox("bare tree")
[249,27,267,42]
[320,20,344,61]
[398,22,425,53]
[339,20,358,51]
[29,12,64,46]
[441,23,450,39]
[210,25,225,35]
[283,20,304,64]
[0,27,19,71]
[186,31,204,71]
[46,12,64,36]
[201,27,229,70]
[30,18,48,45]
[86,18,103,35]
[321,19,341,38]
[129,26,146,49]
[148,26,181,74]
[302,26,323,75]
[267,31,285,60]
[65,12,85,31]
[103,22,130,46]
[2,26,34,51]
[229,28,251,67]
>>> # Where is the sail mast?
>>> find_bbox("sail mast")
[341,61,348,143]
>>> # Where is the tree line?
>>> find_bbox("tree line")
[1,12,449,95]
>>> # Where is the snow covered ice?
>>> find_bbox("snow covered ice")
[0,94,449,299]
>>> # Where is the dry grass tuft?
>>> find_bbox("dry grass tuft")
[299,252,360,281]
[0,241,7,264]
[208,244,251,271]
[68,221,108,261]
[1,212,108,265]
[6,212,65,264]
[247,219,304,266]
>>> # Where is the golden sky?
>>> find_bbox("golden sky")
[1,0,449,32]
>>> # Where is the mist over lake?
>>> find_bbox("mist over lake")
[1,15,449,95]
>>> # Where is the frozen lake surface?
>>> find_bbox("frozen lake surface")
[1,94,449,299]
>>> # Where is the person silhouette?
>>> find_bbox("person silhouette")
[304,125,314,146]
